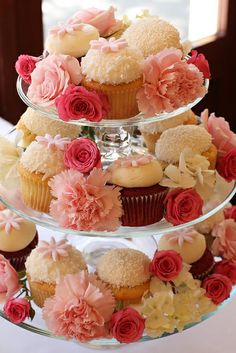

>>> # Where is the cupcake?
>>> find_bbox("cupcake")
[158,227,214,279]
[81,37,143,119]
[0,209,38,271]
[25,237,87,307]
[16,107,81,147]
[17,134,70,212]
[108,154,168,226]
[122,16,182,58]
[140,110,197,153]
[155,125,217,169]
[96,248,151,301]
[45,22,99,58]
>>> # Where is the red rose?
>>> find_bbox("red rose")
[164,188,203,226]
[224,206,236,221]
[202,274,232,304]
[213,260,236,285]
[149,250,183,281]
[217,149,236,182]
[3,298,30,324]
[15,54,39,84]
[109,307,145,343]
[64,138,101,173]
[187,50,211,79]
[56,85,110,122]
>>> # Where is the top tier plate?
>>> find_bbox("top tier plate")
[17,76,209,127]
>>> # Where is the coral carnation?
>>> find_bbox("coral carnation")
[43,271,115,342]
[49,168,122,231]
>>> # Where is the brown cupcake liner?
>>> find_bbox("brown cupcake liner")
[18,164,52,213]
[81,77,142,120]
[27,276,55,308]
[0,232,38,271]
[121,187,168,226]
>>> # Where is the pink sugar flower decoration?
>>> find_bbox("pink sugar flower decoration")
[137,48,206,117]
[37,237,71,262]
[43,271,115,342]
[49,168,122,232]
[166,227,199,247]
[112,154,153,168]
[90,37,128,53]
[36,134,70,151]
[49,21,84,36]
[0,210,23,234]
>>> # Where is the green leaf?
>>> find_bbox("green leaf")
[29,306,35,321]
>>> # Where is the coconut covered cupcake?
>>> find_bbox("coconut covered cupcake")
[155,125,217,169]
[0,209,38,270]
[18,134,70,212]
[96,248,151,301]
[140,110,197,153]
[25,237,87,307]
[16,107,81,147]
[122,16,182,58]
[108,154,168,226]
[81,37,143,119]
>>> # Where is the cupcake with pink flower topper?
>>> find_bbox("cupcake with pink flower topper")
[25,236,87,308]
[108,154,168,226]
[18,134,71,212]
[81,37,143,119]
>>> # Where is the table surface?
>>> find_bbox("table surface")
[1,117,236,353]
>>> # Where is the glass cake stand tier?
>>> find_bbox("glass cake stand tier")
[0,173,235,238]
[17,76,209,127]
[0,286,235,348]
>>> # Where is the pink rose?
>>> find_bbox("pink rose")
[27,54,82,107]
[216,149,236,182]
[0,255,20,303]
[109,307,145,343]
[55,85,109,122]
[64,138,101,173]
[224,206,236,221]
[213,260,236,285]
[137,48,205,117]
[202,274,232,304]
[3,298,30,324]
[212,219,236,261]
[15,54,39,84]
[201,110,236,151]
[164,188,203,226]
[187,50,211,79]
[149,250,183,281]
[70,6,122,37]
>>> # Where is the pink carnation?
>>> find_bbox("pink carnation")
[56,85,109,122]
[137,48,205,117]
[70,6,122,37]
[27,54,82,107]
[49,168,122,231]
[43,271,115,342]
[15,54,39,84]
[201,109,236,152]
[212,219,236,262]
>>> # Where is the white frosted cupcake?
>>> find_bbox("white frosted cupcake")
[81,37,143,119]
[45,22,99,58]
[16,107,81,147]
[140,110,197,153]
[25,237,87,307]
[122,16,182,58]
[17,134,70,212]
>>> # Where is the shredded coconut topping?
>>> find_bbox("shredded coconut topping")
[97,248,151,288]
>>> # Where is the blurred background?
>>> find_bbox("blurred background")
[0,0,235,128]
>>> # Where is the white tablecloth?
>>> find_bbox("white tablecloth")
[1,117,236,353]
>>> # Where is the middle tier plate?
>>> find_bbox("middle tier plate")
[0,174,235,238]
[17,76,209,127]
